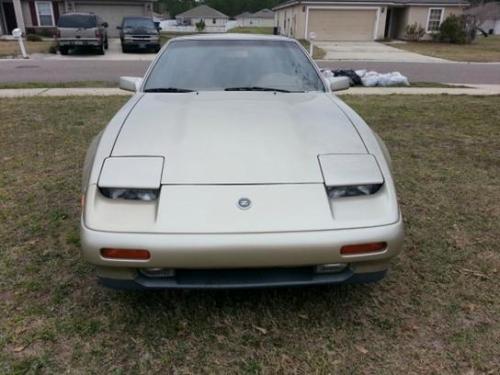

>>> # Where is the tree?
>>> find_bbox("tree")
[195,18,206,31]
[436,15,467,44]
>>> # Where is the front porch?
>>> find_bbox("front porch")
[1,0,61,35]
[0,0,24,35]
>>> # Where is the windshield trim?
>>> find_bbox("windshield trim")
[140,39,328,94]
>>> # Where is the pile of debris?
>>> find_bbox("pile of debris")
[321,69,410,87]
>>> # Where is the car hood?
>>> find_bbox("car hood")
[112,92,367,184]
[123,27,157,35]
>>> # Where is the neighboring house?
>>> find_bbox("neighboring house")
[236,8,275,27]
[175,4,228,31]
[0,0,156,37]
[273,0,468,41]
[466,2,500,35]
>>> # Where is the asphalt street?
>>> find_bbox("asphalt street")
[1,59,500,84]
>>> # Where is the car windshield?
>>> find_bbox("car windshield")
[123,18,155,29]
[58,15,96,28]
[144,40,325,93]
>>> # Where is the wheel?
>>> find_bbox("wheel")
[121,45,129,53]
[59,46,69,55]
[154,45,161,53]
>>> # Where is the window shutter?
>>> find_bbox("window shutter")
[29,1,38,27]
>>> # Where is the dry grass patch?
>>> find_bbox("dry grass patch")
[0,40,54,58]
[228,27,274,34]
[0,81,116,89]
[388,35,500,62]
[0,95,499,373]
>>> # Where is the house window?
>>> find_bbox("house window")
[36,1,54,26]
[427,8,443,33]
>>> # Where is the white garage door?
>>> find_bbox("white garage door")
[74,4,146,37]
[308,9,377,41]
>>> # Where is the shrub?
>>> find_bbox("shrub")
[26,34,43,42]
[436,15,467,44]
[404,23,425,41]
[25,27,57,38]
[195,19,205,32]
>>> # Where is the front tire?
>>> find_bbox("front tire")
[59,46,69,55]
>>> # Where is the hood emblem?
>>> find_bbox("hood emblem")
[237,197,252,210]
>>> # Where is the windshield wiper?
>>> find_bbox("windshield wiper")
[144,87,195,93]
[224,86,294,93]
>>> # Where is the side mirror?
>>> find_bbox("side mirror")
[119,76,143,92]
[329,76,350,92]
[103,22,109,28]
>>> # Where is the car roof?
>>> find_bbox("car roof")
[171,33,294,42]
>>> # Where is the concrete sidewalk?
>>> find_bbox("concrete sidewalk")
[1,85,500,98]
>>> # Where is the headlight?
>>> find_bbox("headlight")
[99,188,159,201]
[326,184,382,199]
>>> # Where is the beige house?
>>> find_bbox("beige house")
[273,0,468,41]
[0,0,156,37]
[175,4,228,31]
[236,8,275,27]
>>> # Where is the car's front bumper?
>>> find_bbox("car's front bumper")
[81,215,403,288]
[122,39,159,49]
[99,267,387,290]
[58,39,100,47]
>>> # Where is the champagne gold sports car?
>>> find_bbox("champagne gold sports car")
[81,34,404,289]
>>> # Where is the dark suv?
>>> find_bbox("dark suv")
[118,17,161,53]
[56,13,108,55]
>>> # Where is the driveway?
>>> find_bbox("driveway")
[314,41,447,62]
[32,38,156,61]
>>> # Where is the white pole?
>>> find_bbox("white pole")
[18,38,28,59]
[308,32,317,57]
[12,28,28,59]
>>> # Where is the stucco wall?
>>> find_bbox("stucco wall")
[238,17,275,27]
[276,4,306,39]
[277,4,465,41]
[277,5,388,41]
[401,5,464,39]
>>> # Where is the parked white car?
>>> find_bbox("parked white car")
[81,34,404,289]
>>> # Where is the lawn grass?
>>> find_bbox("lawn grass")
[387,35,500,62]
[0,81,116,89]
[0,95,498,373]
[0,40,54,58]
[160,32,198,46]
[0,81,465,89]
[228,27,274,34]
[299,39,326,59]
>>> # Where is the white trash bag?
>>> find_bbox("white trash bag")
[361,71,409,87]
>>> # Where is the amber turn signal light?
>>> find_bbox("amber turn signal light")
[101,248,151,260]
[340,242,387,255]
